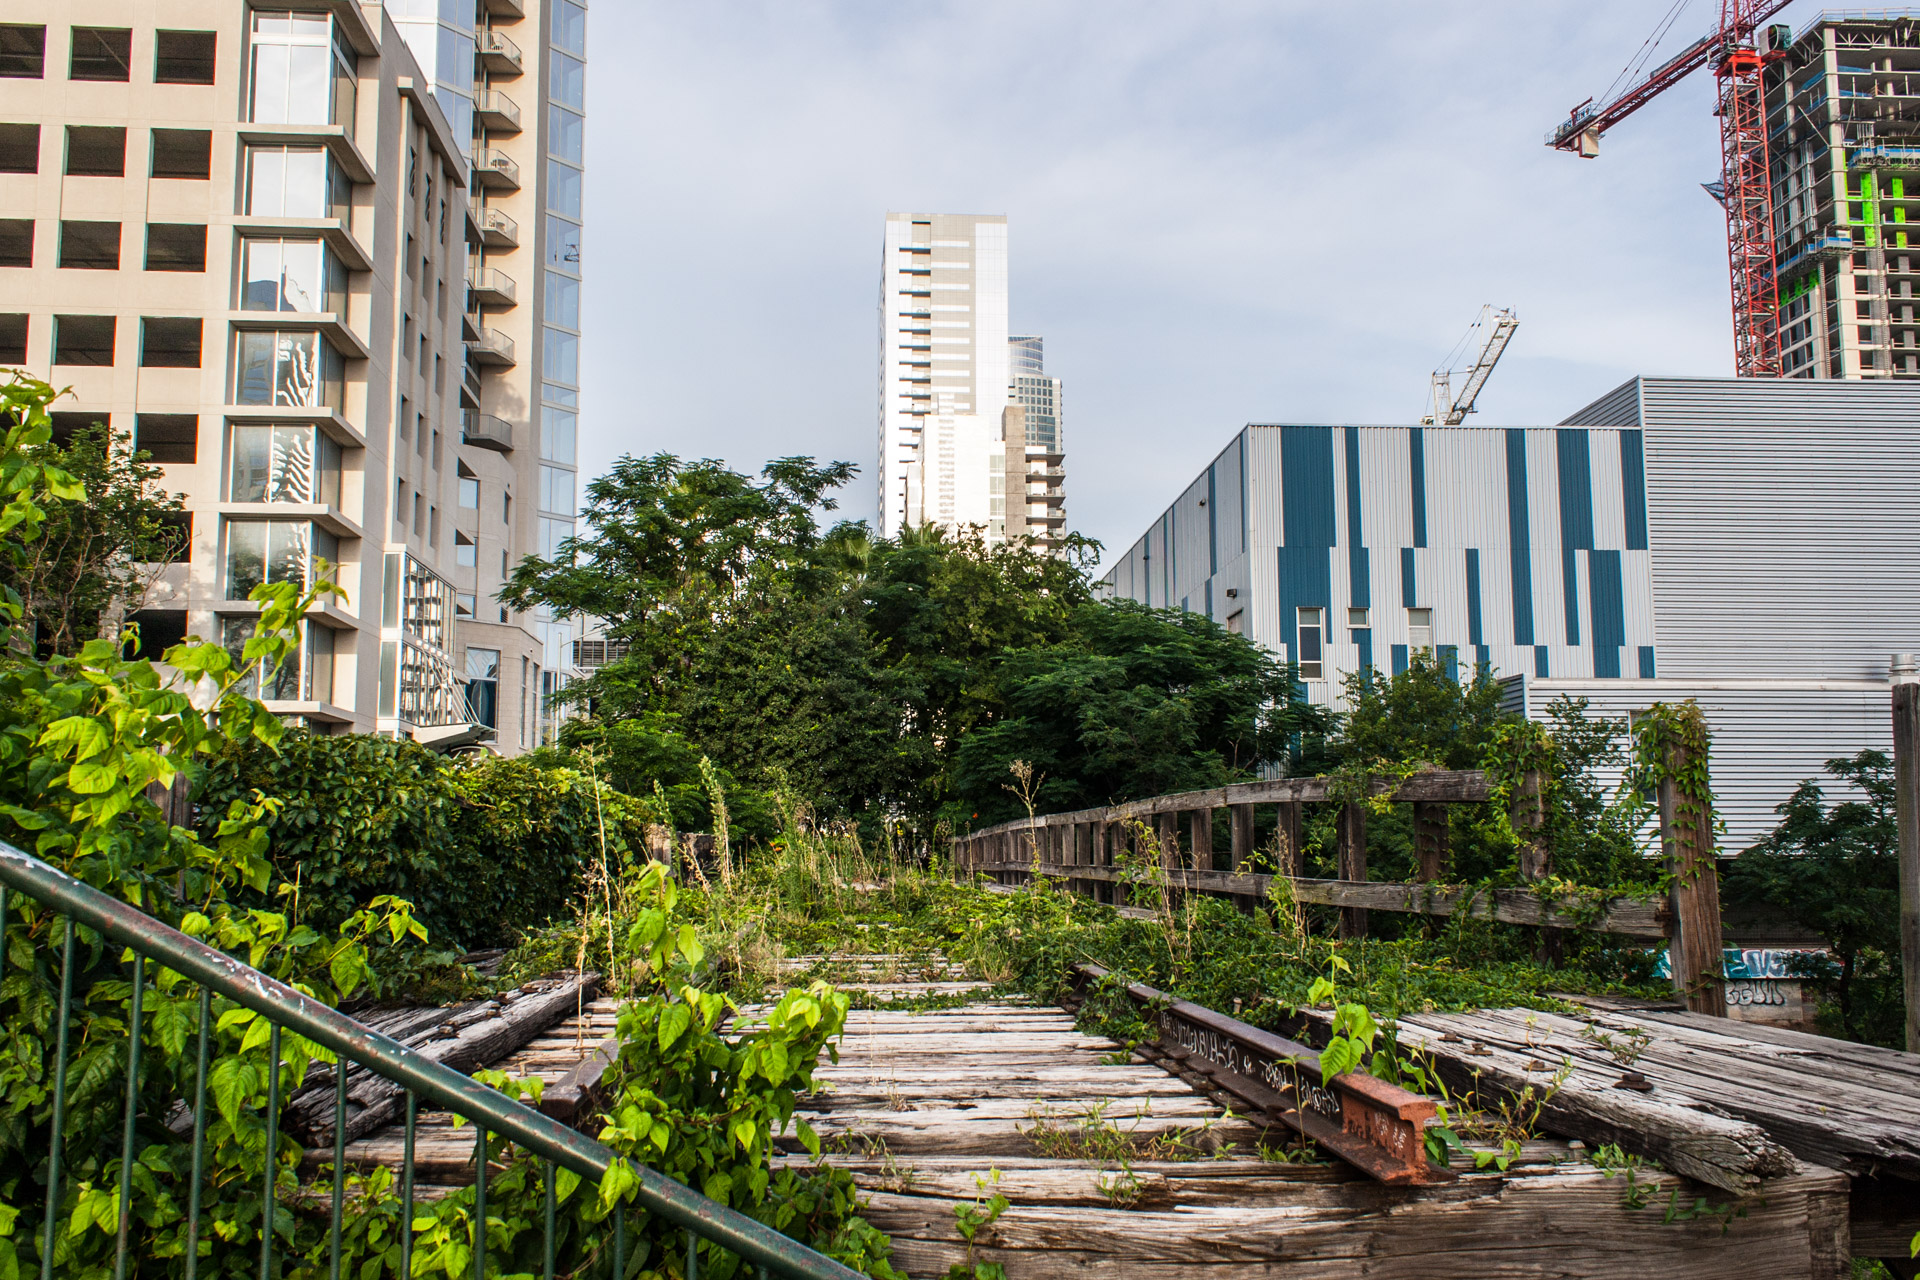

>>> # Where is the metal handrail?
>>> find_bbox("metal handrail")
[0,840,864,1280]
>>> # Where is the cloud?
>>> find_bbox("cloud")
[581,0,1769,568]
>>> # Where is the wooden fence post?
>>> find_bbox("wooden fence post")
[1157,812,1179,870]
[1337,803,1368,938]
[1893,654,1920,1053]
[1511,769,1559,965]
[1229,803,1255,872]
[1659,730,1726,1018]
[1412,802,1449,882]
[1189,808,1214,873]
[1278,802,1304,879]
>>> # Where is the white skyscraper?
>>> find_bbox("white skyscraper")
[877,212,1008,539]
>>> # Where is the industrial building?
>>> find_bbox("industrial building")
[1095,377,1920,849]
[0,0,587,752]
[876,211,1066,549]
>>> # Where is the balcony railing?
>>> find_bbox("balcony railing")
[467,266,517,307]
[473,149,520,190]
[474,206,518,248]
[461,410,514,452]
[469,327,515,366]
[475,89,522,133]
[476,28,522,74]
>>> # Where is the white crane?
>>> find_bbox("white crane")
[1421,306,1519,426]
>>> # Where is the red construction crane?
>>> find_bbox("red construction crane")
[1549,1,1795,377]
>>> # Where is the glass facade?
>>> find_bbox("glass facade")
[247,13,356,130]
[233,330,346,410]
[230,423,343,506]
[244,146,350,219]
[240,238,347,314]
[385,0,476,154]
[225,519,338,598]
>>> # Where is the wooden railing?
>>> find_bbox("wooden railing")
[950,766,1740,1014]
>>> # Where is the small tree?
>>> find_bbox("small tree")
[0,416,186,655]
[1725,750,1904,1046]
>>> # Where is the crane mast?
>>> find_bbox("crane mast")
[1549,0,1793,377]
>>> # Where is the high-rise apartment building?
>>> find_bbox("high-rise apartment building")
[1766,13,1920,379]
[0,0,585,753]
[876,211,1064,548]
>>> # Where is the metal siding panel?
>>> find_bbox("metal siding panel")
[1526,429,1569,646]
[1558,377,1644,428]
[1409,427,1428,548]
[1529,678,1891,852]
[1343,428,1370,609]
[1281,427,1337,549]
[1505,430,1535,646]
[1465,548,1484,646]
[1590,429,1629,552]
[1620,431,1650,551]
[1639,378,1920,679]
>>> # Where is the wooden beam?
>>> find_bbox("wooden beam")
[1337,803,1368,938]
[1188,808,1214,873]
[1278,802,1303,879]
[1008,861,1671,937]
[1229,803,1254,873]
[1412,801,1449,882]
[1660,733,1727,1017]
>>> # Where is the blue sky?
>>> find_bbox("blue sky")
[577,1,1783,573]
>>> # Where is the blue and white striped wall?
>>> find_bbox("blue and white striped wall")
[1099,423,1658,696]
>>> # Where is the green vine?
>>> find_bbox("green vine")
[1623,700,1719,887]
[1323,756,1431,816]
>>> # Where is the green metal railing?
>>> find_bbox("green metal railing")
[0,840,864,1280]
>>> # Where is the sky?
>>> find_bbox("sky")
[577,0,1779,576]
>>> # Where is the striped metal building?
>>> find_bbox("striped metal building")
[1095,377,1920,849]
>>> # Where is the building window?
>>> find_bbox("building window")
[149,128,212,179]
[221,617,301,701]
[552,0,586,55]
[145,223,207,272]
[239,238,345,313]
[57,220,118,270]
[232,329,344,409]
[140,317,202,368]
[69,27,131,82]
[65,125,124,177]
[548,106,583,165]
[1348,607,1370,629]
[544,271,580,328]
[541,404,577,463]
[225,518,336,599]
[465,647,499,728]
[543,327,577,384]
[1296,606,1324,679]
[0,220,28,268]
[457,464,479,509]
[455,591,475,618]
[247,12,354,129]
[155,30,217,84]
[53,315,115,366]
[538,465,574,516]
[0,124,35,173]
[230,423,341,506]
[135,414,198,464]
[547,161,582,219]
[0,25,46,79]
[1408,607,1433,654]
[1226,609,1243,636]
[538,516,573,561]
[454,530,476,567]
[244,146,348,218]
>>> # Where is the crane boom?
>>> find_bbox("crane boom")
[1421,307,1519,427]
[1546,0,1792,156]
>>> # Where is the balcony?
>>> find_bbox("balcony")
[475,89,522,133]
[469,327,515,366]
[477,28,522,75]
[473,148,520,190]
[461,410,513,452]
[462,309,482,342]
[482,0,524,17]
[467,266,516,308]
[475,206,518,247]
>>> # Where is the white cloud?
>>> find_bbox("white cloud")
[580,0,1782,569]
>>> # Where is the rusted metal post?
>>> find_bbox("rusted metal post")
[1412,802,1449,882]
[1188,808,1214,872]
[1659,735,1727,1018]
[1278,802,1304,879]
[1337,803,1368,938]
[1893,654,1920,1052]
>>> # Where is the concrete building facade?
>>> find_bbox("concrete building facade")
[1097,378,1920,849]
[1766,12,1920,379]
[0,0,585,753]
[876,211,1065,549]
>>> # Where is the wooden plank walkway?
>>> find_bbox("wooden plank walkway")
[778,980,1854,1279]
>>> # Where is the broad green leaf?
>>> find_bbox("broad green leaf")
[657,1004,691,1053]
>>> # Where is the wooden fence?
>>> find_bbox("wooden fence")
[949,761,1736,1016]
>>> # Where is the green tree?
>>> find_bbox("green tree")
[1333,650,1506,771]
[0,419,185,656]
[949,600,1329,824]
[1725,750,1904,1046]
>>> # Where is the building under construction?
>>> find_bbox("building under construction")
[1767,12,1920,379]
